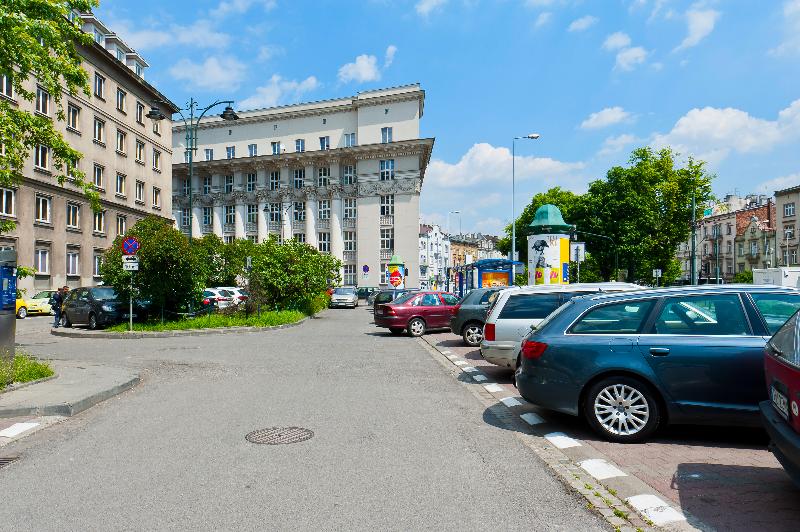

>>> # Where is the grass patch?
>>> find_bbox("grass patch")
[0,353,55,390]
[106,310,306,332]
[613,509,629,520]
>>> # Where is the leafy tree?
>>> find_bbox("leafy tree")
[733,269,753,284]
[194,235,257,287]
[0,0,100,234]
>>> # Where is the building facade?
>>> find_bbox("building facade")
[734,215,777,273]
[171,84,433,288]
[775,186,800,266]
[0,12,176,295]
[419,224,450,290]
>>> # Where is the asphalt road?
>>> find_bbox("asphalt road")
[4,311,605,531]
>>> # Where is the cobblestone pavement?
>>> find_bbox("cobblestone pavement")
[422,329,800,531]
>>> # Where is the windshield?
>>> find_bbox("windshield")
[334,287,355,295]
[32,291,53,299]
[91,287,118,301]
[392,292,418,305]
[532,299,574,332]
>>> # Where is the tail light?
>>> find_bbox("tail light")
[484,323,495,341]
[451,304,461,316]
[202,298,210,305]
[238,295,247,301]
[521,340,548,360]
[385,306,397,316]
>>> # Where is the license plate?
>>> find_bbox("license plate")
[122,313,137,319]
[772,386,789,420]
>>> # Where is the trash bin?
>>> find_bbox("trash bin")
[0,249,17,383]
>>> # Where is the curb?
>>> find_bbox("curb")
[0,374,58,396]
[49,316,309,339]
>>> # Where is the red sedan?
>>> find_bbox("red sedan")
[374,291,460,337]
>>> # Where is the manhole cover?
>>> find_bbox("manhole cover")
[246,427,314,445]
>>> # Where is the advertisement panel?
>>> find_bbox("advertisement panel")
[481,271,509,288]
[527,234,570,285]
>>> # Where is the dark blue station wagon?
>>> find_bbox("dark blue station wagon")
[515,285,800,442]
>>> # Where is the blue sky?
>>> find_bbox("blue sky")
[97,0,800,236]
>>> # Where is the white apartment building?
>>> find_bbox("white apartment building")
[171,84,434,288]
[419,224,450,290]
[1,12,176,295]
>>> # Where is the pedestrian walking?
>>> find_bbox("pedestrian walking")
[51,287,63,328]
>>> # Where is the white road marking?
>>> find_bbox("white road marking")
[462,367,479,373]
[454,361,468,366]
[473,375,488,382]
[446,354,458,360]
[579,459,627,480]
[484,383,504,393]
[441,350,452,354]
[500,396,523,407]
[544,432,581,449]
[0,422,40,438]
[626,494,686,525]
[520,412,546,425]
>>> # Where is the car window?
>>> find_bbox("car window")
[571,299,655,334]
[769,310,800,365]
[32,291,51,299]
[375,292,393,304]
[203,291,214,298]
[751,293,800,334]
[393,292,417,305]
[653,294,749,336]
[498,293,560,320]
[333,287,355,295]
[480,290,499,304]
[441,294,459,305]
[421,294,441,306]
[91,287,118,301]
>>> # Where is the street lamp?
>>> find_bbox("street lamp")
[149,98,239,242]
[512,133,540,265]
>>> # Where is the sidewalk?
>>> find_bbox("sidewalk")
[0,361,140,418]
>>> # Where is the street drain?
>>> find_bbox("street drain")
[246,427,314,445]
[0,456,20,468]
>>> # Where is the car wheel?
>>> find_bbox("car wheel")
[61,315,71,328]
[16,306,27,319]
[389,328,404,335]
[407,318,426,337]
[462,322,483,347]
[583,376,660,443]
[88,313,98,330]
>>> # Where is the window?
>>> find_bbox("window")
[752,293,800,334]
[135,63,143,77]
[248,143,258,157]
[379,159,395,180]
[793,250,798,264]
[116,88,126,112]
[318,199,330,220]
[318,232,330,252]
[319,136,330,150]
[342,165,355,185]
[295,139,305,152]
[224,174,234,193]
[751,241,759,256]
[344,198,356,219]
[203,176,212,194]
[153,120,160,135]
[498,293,560,320]
[181,178,190,195]
[380,263,388,284]
[152,187,161,208]
[381,127,393,144]
[271,141,280,155]
[152,149,161,170]
[246,173,257,192]
[34,248,49,274]
[135,180,144,202]
[786,225,796,240]
[224,235,235,244]
[380,194,394,216]
[35,195,51,223]
[115,173,126,196]
[380,228,394,250]
[294,202,306,221]
[727,241,732,254]
[66,203,80,229]
[94,73,105,98]
[703,244,708,256]
[571,300,655,334]
[34,145,49,169]
[135,140,144,162]
[269,203,281,222]
[66,251,80,276]
[116,130,126,153]
[344,231,356,252]
[293,169,305,188]
[0,74,12,98]
[116,215,126,235]
[726,223,732,235]
[204,148,214,161]
[317,166,330,186]
[653,294,749,336]
[344,264,356,285]
[93,255,102,277]
[224,205,235,225]
[785,203,796,217]
[738,243,744,257]
[226,146,235,159]
[344,132,356,147]
[93,211,105,233]
[269,171,280,190]
[93,118,105,144]
[67,104,80,130]
[136,102,144,124]
[35,87,50,115]
[294,233,306,243]
[180,209,190,228]
[247,204,258,224]
[89,165,102,190]
[202,207,212,226]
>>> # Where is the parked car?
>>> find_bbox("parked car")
[330,286,359,308]
[761,308,800,487]
[516,285,800,442]
[357,286,379,301]
[450,287,503,347]
[61,286,128,329]
[481,283,643,369]
[15,291,52,319]
[217,286,248,304]
[374,291,460,336]
[371,288,417,314]
[29,290,57,315]
[203,288,235,309]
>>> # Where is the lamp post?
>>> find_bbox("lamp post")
[512,134,540,265]
[148,98,239,241]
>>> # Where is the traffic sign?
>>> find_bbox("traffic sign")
[362,264,369,273]
[122,237,140,256]
[653,269,662,278]
[122,255,139,271]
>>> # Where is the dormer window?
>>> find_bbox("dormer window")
[93,28,104,44]
[135,63,143,77]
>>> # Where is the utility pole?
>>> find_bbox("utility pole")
[690,191,696,285]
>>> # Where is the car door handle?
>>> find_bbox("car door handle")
[649,347,670,356]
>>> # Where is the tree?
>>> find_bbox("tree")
[733,269,753,284]
[0,0,100,234]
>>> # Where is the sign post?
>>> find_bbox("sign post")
[570,242,586,283]
[652,268,662,287]
[121,237,140,332]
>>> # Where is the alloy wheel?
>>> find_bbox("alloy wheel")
[88,313,97,330]
[17,307,27,319]
[408,319,425,337]
[463,325,483,346]
[593,384,650,436]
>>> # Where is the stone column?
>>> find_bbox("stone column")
[234,197,246,239]
[331,195,344,260]
[191,204,202,237]
[257,197,268,242]
[212,197,223,237]
[281,195,292,242]
[305,191,317,247]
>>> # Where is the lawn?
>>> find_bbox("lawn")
[106,310,306,332]
[0,353,55,390]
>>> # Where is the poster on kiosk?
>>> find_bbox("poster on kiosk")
[527,234,570,285]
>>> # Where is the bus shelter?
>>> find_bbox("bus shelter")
[452,259,522,298]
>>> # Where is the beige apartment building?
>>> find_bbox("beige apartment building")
[171,84,434,288]
[0,13,177,295]
[775,185,800,266]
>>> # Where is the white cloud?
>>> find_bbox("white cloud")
[534,12,553,28]
[168,55,246,91]
[615,46,648,70]
[651,99,800,164]
[210,0,276,17]
[239,75,320,110]
[384,45,398,68]
[526,0,555,6]
[568,15,598,32]
[415,0,447,17]
[757,173,800,194]
[257,45,284,62]
[603,31,631,51]
[473,217,505,235]
[338,54,380,83]
[579,106,632,129]
[770,0,800,56]
[598,134,639,156]
[114,19,230,51]
[673,4,720,52]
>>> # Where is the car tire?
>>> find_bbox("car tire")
[88,313,98,330]
[583,376,660,443]
[407,318,426,337]
[389,328,404,335]
[61,315,71,328]
[16,306,27,319]
[462,322,483,347]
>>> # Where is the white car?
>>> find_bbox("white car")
[203,288,235,309]
[330,287,359,308]
[216,286,249,305]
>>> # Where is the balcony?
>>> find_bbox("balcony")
[268,221,281,231]
[380,249,392,260]
[292,220,304,231]
[343,218,356,228]
[380,215,394,227]
[223,223,234,233]
[201,224,213,234]
[246,222,257,233]
[317,219,330,230]
[343,251,356,262]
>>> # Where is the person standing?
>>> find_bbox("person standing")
[51,287,63,328]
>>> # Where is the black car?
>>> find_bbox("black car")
[61,286,128,329]
[357,286,379,301]
[372,289,417,314]
[449,287,503,347]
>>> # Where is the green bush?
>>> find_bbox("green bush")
[0,353,55,389]
[106,309,305,332]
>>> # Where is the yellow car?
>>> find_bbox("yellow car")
[15,293,52,319]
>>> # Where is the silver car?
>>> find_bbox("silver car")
[330,286,359,308]
[480,283,643,369]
